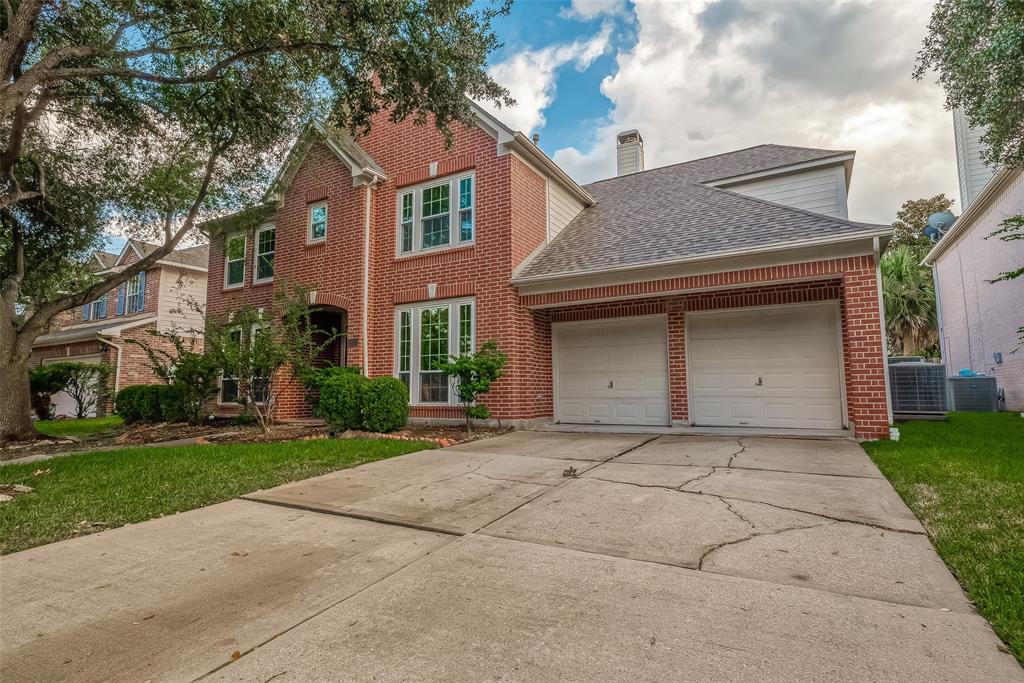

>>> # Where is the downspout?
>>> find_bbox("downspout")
[873,237,894,426]
[930,263,948,366]
[362,182,374,375]
[96,336,123,415]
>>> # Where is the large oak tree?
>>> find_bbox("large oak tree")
[1,0,512,441]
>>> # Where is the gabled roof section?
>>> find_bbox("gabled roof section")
[263,120,386,204]
[92,251,118,269]
[107,239,209,272]
[514,144,888,283]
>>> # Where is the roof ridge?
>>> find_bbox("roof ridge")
[584,143,852,188]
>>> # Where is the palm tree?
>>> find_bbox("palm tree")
[881,244,938,355]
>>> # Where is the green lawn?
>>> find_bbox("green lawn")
[0,438,434,555]
[863,413,1024,663]
[34,415,124,438]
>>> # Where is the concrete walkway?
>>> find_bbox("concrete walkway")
[2,432,1020,681]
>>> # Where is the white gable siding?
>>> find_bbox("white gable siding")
[157,266,207,335]
[548,180,585,241]
[953,108,996,210]
[727,165,848,219]
[933,170,1024,410]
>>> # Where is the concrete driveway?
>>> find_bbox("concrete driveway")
[2,432,1020,682]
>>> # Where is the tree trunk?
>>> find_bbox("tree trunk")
[0,352,39,442]
[901,330,915,356]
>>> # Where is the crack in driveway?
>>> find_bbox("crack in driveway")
[696,521,833,570]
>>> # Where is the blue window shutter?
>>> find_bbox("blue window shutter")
[82,304,90,321]
[137,271,146,311]
[116,285,126,315]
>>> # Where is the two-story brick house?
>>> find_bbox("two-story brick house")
[205,106,893,439]
[31,239,208,417]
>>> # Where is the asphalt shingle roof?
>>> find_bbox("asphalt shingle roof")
[516,144,888,281]
[126,239,209,270]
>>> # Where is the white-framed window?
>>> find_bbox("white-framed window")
[224,234,246,288]
[219,324,268,404]
[308,201,328,243]
[394,297,475,404]
[397,172,475,256]
[89,296,107,319]
[126,272,145,314]
[254,225,275,283]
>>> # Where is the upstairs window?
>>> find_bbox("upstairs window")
[308,202,328,243]
[254,225,275,283]
[397,172,475,256]
[91,297,107,320]
[225,234,246,288]
[125,271,146,314]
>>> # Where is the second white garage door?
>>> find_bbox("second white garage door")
[43,354,103,418]
[687,303,845,429]
[554,316,670,426]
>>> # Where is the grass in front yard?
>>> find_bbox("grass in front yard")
[34,415,124,438]
[863,412,1024,663]
[0,438,434,555]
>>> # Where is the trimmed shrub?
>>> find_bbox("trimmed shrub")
[115,385,164,424]
[115,386,146,424]
[362,376,409,433]
[158,385,187,423]
[303,365,362,388]
[317,372,367,431]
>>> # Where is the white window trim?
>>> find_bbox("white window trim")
[396,171,475,257]
[253,224,275,284]
[393,297,475,405]
[308,201,328,244]
[126,273,144,314]
[218,323,267,405]
[224,233,246,289]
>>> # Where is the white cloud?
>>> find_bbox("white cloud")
[560,0,628,20]
[480,23,613,134]
[552,0,959,224]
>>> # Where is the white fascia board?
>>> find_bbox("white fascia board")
[923,166,1017,265]
[707,153,856,188]
[111,240,145,268]
[154,260,208,273]
[99,315,158,336]
[514,232,887,295]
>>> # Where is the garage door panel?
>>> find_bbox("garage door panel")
[555,318,669,427]
[688,304,843,429]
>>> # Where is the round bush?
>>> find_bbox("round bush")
[115,385,147,424]
[317,372,367,430]
[158,385,187,423]
[362,376,409,433]
[137,385,163,422]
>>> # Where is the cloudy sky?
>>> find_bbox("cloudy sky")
[478,0,958,225]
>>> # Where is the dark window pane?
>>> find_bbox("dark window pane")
[421,215,450,248]
[221,378,239,403]
[419,372,449,403]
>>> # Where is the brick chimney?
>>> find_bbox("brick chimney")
[616,129,645,176]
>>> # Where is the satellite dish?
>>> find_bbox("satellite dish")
[923,210,957,242]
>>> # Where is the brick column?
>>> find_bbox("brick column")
[667,302,688,424]
[842,259,890,439]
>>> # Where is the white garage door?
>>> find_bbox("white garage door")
[687,303,844,429]
[554,316,669,426]
[43,354,103,419]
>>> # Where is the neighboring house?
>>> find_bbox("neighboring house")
[204,107,892,439]
[924,145,1024,411]
[31,239,209,417]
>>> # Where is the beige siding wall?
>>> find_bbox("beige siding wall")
[953,108,996,210]
[156,265,207,334]
[728,165,848,218]
[934,170,1024,409]
[547,180,585,241]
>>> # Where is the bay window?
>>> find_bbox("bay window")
[394,297,475,404]
[397,172,475,256]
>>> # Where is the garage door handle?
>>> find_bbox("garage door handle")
[755,376,763,386]
[608,380,614,389]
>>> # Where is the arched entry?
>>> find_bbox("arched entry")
[309,305,348,367]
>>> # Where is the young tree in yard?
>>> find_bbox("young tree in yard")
[438,341,508,432]
[881,245,938,356]
[891,194,955,257]
[128,330,219,425]
[59,362,113,419]
[0,0,513,442]
[206,287,339,433]
[916,0,1023,341]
